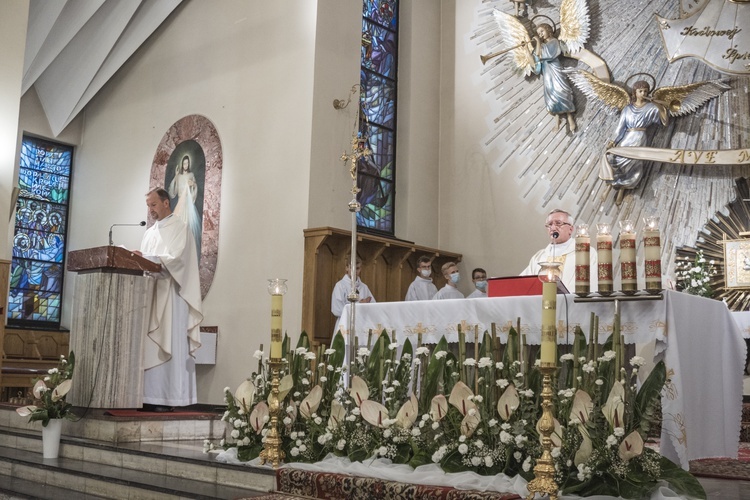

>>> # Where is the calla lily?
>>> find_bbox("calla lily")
[51,379,73,401]
[32,380,48,399]
[278,374,294,401]
[569,389,593,425]
[574,426,593,466]
[449,381,477,416]
[430,394,448,422]
[497,384,519,421]
[536,417,563,447]
[602,381,625,429]
[327,400,345,429]
[618,431,644,461]
[396,394,419,429]
[460,411,481,438]
[299,385,323,419]
[361,399,389,428]
[16,405,37,417]
[249,402,269,434]
[235,380,256,412]
[349,376,370,407]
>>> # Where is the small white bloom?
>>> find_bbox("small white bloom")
[496,378,509,389]
[522,456,532,472]
[459,435,466,443]
[411,427,421,437]
[551,447,561,458]
[474,439,484,449]
[290,432,298,440]
[290,447,300,457]
[630,356,646,367]
[606,435,618,447]
[595,379,604,386]
[471,456,482,467]
[295,347,307,355]
[337,439,346,450]
[484,455,493,468]
[378,446,388,456]
[314,416,323,425]
[614,427,625,437]
[458,443,469,454]
[463,358,477,366]
[431,421,439,430]
[357,347,371,357]
[560,353,574,362]
[488,419,497,427]
[319,376,328,383]
[415,347,430,357]
[477,357,492,368]
[299,444,307,452]
[283,417,291,425]
[305,352,316,360]
[434,350,448,359]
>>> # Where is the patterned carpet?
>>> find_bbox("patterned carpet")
[688,442,750,481]
[276,469,522,500]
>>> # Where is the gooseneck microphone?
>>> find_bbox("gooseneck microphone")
[109,221,146,245]
[552,231,560,240]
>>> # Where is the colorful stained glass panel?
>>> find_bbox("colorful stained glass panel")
[360,123,394,180]
[7,289,61,323]
[15,199,68,234]
[361,70,396,129]
[357,177,393,233]
[19,137,72,176]
[363,0,397,30]
[18,168,70,204]
[361,19,397,79]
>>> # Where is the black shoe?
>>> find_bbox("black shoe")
[140,404,174,413]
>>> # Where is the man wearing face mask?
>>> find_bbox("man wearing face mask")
[433,261,465,300]
[331,255,375,318]
[405,255,438,301]
[467,268,488,298]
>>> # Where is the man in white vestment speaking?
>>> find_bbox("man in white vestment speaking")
[521,209,596,293]
[136,188,203,411]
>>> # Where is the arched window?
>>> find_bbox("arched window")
[8,135,73,328]
[358,0,398,235]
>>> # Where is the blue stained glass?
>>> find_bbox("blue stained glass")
[361,70,396,129]
[15,199,67,234]
[359,0,396,235]
[19,137,72,176]
[18,168,70,204]
[361,20,397,79]
[10,136,72,327]
[363,0,397,30]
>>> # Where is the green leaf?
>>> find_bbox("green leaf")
[420,336,448,410]
[634,360,666,434]
[409,449,433,468]
[366,331,390,401]
[659,455,707,499]
[503,327,519,368]
[479,331,493,358]
[325,331,347,392]
[393,338,413,382]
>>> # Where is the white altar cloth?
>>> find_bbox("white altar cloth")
[337,290,746,470]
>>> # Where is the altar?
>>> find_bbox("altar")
[337,290,746,470]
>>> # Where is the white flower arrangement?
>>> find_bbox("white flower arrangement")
[676,249,717,298]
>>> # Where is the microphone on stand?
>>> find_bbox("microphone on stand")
[109,221,146,246]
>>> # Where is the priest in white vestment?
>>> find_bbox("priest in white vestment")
[331,257,375,318]
[521,209,597,293]
[136,188,203,408]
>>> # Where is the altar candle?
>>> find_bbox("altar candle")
[643,216,662,293]
[619,220,637,295]
[270,293,283,359]
[541,280,557,365]
[575,224,591,297]
[596,223,613,296]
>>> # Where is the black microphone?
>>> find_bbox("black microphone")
[552,231,560,240]
[109,221,146,245]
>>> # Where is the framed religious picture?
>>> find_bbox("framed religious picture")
[723,238,750,288]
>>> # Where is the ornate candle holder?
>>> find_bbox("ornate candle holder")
[619,220,637,295]
[259,357,285,467]
[526,365,559,500]
[596,223,613,296]
[574,224,591,298]
[643,216,662,294]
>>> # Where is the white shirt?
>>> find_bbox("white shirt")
[433,284,464,300]
[331,274,375,317]
[405,276,438,301]
[467,288,487,298]
[521,238,597,293]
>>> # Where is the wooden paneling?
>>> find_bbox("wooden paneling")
[302,227,462,345]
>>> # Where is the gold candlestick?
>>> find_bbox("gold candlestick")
[526,366,559,500]
[259,358,285,467]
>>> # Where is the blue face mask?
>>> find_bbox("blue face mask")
[450,272,460,284]
[475,280,487,292]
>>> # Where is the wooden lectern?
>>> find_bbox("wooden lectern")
[67,246,160,408]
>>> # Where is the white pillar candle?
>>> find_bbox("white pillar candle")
[619,220,637,294]
[643,217,662,293]
[596,223,613,296]
[575,224,590,297]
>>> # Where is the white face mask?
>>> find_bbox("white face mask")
[475,280,487,292]
[420,269,432,278]
[450,272,460,284]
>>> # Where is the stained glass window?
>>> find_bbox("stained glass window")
[358,0,398,235]
[8,136,73,327]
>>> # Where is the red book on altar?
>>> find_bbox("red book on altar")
[487,275,569,297]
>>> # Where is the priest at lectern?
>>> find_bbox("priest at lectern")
[521,209,596,292]
[135,188,203,411]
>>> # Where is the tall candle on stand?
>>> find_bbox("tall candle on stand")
[596,223,613,296]
[574,224,591,297]
[268,279,288,359]
[619,220,637,295]
[538,262,561,367]
[643,216,662,293]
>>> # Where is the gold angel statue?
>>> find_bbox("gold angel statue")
[489,0,592,132]
[566,69,730,193]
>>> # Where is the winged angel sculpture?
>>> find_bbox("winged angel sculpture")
[566,70,730,198]
[491,0,592,132]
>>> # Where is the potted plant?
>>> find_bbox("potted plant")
[16,351,75,458]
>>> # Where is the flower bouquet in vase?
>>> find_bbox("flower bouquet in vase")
[16,351,76,458]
